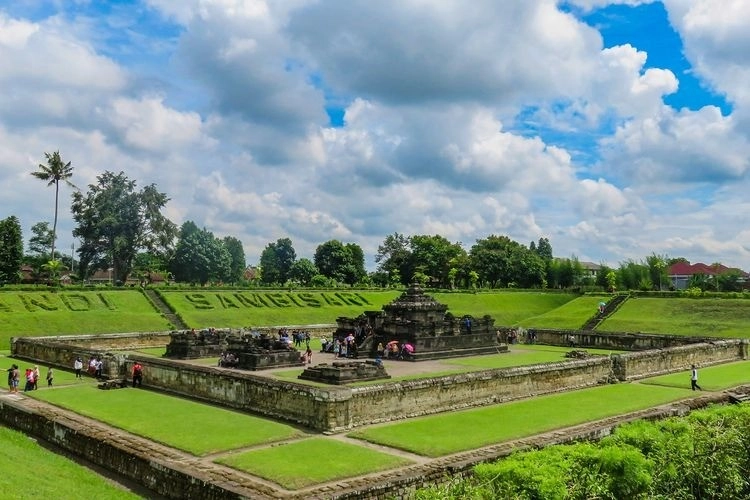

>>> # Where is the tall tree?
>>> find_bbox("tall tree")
[314,240,367,285]
[469,235,544,288]
[222,236,246,284]
[259,238,296,285]
[171,226,230,285]
[375,232,412,285]
[0,216,23,284]
[409,235,465,288]
[27,221,54,257]
[289,258,319,286]
[71,171,176,283]
[30,151,75,261]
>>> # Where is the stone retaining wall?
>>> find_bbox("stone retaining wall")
[10,333,749,433]
[527,328,716,350]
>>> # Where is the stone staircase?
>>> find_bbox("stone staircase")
[580,294,629,331]
[143,288,188,330]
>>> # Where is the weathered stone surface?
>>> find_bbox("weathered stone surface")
[299,360,390,385]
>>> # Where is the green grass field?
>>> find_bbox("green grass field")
[434,292,577,325]
[0,424,140,498]
[272,344,621,385]
[598,297,750,337]
[158,290,401,327]
[517,295,608,329]
[348,383,694,457]
[0,290,171,349]
[216,437,412,489]
[640,360,750,391]
[31,385,302,455]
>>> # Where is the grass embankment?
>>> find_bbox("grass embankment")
[0,290,171,348]
[158,290,400,328]
[31,385,302,455]
[0,425,140,498]
[434,292,577,325]
[517,295,608,329]
[216,437,413,490]
[640,360,750,391]
[348,383,694,457]
[598,297,750,337]
[159,289,579,329]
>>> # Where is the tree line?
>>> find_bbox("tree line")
[0,150,746,291]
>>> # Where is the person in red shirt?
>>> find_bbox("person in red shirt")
[132,362,143,387]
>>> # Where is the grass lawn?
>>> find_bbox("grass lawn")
[348,383,694,457]
[639,360,750,391]
[31,385,302,455]
[134,347,167,357]
[0,290,171,349]
[1,357,88,388]
[216,437,412,489]
[159,290,400,328]
[0,424,140,498]
[272,344,621,385]
[434,292,577,325]
[517,295,607,329]
[599,297,750,337]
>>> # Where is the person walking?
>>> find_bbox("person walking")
[46,367,54,387]
[691,364,702,391]
[73,357,83,379]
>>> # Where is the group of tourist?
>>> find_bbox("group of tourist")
[218,352,240,368]
[5,364,53,393]
[87,357,104,379]
[320,334,360,359]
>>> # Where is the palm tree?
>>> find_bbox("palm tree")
[30,151,76,262]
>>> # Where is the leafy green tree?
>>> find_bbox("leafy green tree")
[30,151,76,261]
[646,253,668,291]
[535,237,553,261]
[71,171,177,284]
[687,272,711,291]
[469,235,544,288]
[314,240,366,285]
[409,235,465,288]
[289,258,318,286]
[132,251,169,284]
[617,260,650,291]
[718,269,744,292]
[41,259,64,285]
[27,221,54,258]
[0,216,23,284]
[259,238,296,285]
[375,232,412,285]
[171,226,230,285]
[222,236,246,284]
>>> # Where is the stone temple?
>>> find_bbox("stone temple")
[337,283,506,360]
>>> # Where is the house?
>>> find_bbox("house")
[668,262,749,290]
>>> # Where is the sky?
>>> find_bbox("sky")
[1,0,749,271]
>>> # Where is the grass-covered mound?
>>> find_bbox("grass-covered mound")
[216,437,412,489]
[517,295,606,329]
[348,383,694,457]
[0,424,139,498]
[32,385,302,455]
[0,290,171,348]
[159,289,579,329]
[598,297,750,337]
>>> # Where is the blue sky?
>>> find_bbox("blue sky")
[1,0,749,271]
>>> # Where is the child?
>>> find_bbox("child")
[305,347,313,364]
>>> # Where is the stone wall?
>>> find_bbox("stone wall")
[11,337,123,379]
[612,339,748,380]
[12,331,171,349]
[510,328,718,350]
[343,358,612,430]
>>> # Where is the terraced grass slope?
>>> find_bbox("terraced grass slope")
[159,289,579,329]
[0,290,171,349]
[516,295,607,329]
[598,297,750,337]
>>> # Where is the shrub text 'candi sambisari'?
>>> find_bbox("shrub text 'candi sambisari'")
[184,292,372,309]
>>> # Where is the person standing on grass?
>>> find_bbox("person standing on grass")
[74,357,83,379]
[46,367,54,387]
[32,365,40,390]
[132,362,143,387]
[691,364,702,391]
